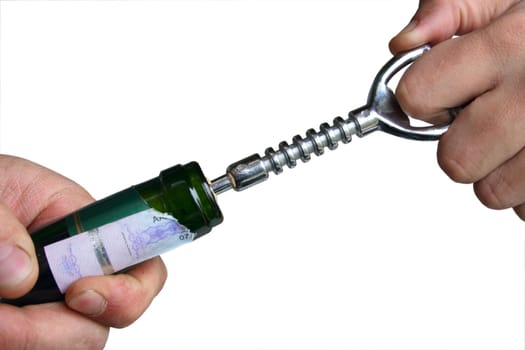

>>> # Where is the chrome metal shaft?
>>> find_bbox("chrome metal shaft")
[211,115,359,194]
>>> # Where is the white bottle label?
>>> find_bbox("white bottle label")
[44,208,194,293]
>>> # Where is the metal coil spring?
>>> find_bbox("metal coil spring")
[262,116,357,174]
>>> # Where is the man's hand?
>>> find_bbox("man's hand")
[390,0,525,220]
[0,155,167,349]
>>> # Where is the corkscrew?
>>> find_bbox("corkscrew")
[211,46,455,194]
[0,46,457,308]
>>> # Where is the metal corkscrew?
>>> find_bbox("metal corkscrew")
[211,46,455,194]
[0,46,457,308]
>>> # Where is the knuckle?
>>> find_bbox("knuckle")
[474,174,512,210]
[437,139,479,183]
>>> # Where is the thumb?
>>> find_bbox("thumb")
[389,0,519,54]
[0,201,38,299]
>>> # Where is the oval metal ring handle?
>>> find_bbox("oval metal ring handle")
[367,45,455,141]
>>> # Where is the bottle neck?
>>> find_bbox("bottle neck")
[135,162,223,238]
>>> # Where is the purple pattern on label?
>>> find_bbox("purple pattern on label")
[45,208,194,293]
[58,243,82,279]
[126,216,189,259]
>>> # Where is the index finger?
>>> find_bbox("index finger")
[395,33,499,120]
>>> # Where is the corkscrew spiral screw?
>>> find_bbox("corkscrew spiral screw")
[211,46,455,195]
[211,116,359,194]
[267,117,355,170]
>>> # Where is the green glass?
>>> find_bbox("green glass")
[2,162,223,306]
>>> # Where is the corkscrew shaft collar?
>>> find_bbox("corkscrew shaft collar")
[211,46,454,194]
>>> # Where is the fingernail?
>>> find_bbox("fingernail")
[0,245,33,289]
[68,290,107,317]
[400,19,418,34]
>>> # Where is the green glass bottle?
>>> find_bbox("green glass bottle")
[2,162,222,306]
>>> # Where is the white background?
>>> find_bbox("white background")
[1,1,524,349]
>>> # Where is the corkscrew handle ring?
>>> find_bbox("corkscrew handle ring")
[351,45,455,141]
[211,46,456,194]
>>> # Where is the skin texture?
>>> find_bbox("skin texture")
[0,155,167,350]
[390,0,525,220]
